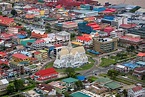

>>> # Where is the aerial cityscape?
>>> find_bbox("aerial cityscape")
[0,0,145,97]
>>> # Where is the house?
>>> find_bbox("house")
[0,79,9,92]
[0,16,15,27]
[0,52,7,58]
[0,2,12,11]
[95,77,122,90]
[48,81,67,94]
[62,77,78,90]
[137,52,145,61]
[132,67,145,80]
[12,53,30,63]
[115,64,128,73]
[128,85,145,97]
[32,68,58,82]
[31,39,46,48]
[31,30,47,38]
[36,84,56,96]
[53,43,88,68]
[56,31,70,42]
[76,34,93,46]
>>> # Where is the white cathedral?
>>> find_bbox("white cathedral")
[53,42,88,68]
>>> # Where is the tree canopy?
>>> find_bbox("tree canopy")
[7,84,15,94]
[65,67,76,77]
[11,9,17,16]
[107,69,119,79]
[14,79,24,91]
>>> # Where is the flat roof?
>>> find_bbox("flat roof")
[104,81,121,89]
[136,61,145,65]
[71,91,91,97]
[73,10,98,14]
[62,77,78,83]
[96,77,112,84]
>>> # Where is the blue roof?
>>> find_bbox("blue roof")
[136,61,145,66]
[123,63,138,69]
[77,75,86,81]
[72,10,97,14]
[17,34,27,39]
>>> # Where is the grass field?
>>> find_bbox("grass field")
[100,58,116,67]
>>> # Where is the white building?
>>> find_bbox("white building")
[53,42,88,68]
[0,79,9,92]
[128,85,145,97]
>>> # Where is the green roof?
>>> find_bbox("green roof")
[20,38,36,46]
[104,81,121,90]
[71,92,91,97]
[62,77,78,83]
[96,77,112,84]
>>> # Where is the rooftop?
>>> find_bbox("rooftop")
[62,77,78,83]
[12,53,29,60]
[132,86,143,92]
[104,81,121,90]
[96,77,112,84]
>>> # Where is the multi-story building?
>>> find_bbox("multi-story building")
[119,34,143,47]
[39,50,48,60]
[93,37,118,53]
[132,67,145,80]
[128,85,145,97]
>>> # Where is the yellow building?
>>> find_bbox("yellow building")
[12,53,30,63]
[39,50,48,60]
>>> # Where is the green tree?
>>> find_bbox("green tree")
[123,89,128,97]
[116,94,121,97]
[7,84,15,94]
[11,9,17,16]
[65,67,76,77]
[70,33,76,40]
[1,64,10,69]
[0,11,2,15]
[107,69,119,79]
[64,92,71,97]
[14,79,24,91]
[75,81,83,90]
[45,23,51,33]
[26,30,32,37]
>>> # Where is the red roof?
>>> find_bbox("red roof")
[77,34,92,42]
[34,51,41,55]
[132,86,143,92]
[0,52,6,57]
[1,33,14,40]
[35,68,58,77]
[120,24,137,29]
[0,16,14,26]
[134,67,145,72]
[12,53,29,60]
[0,60,8,65]
[35,39,45,44]
[120,36,142,42]
[137,52,145,57]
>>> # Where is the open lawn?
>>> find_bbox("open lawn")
[75,57,95,71]
[100,58,116,67]
[88,76,98,82]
